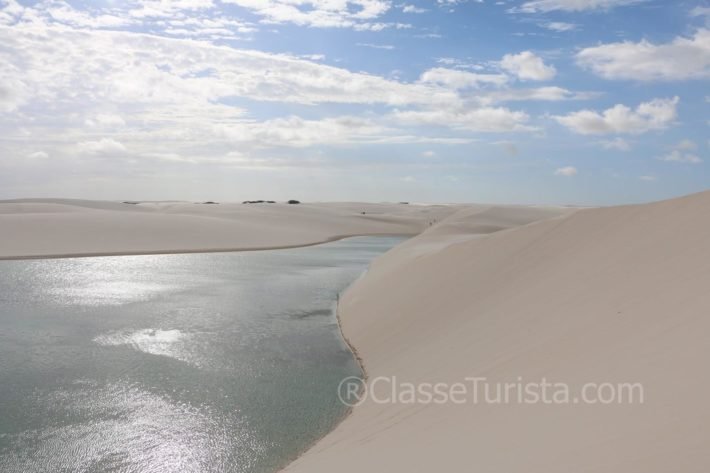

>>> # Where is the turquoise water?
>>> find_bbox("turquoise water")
[0,236,404,473]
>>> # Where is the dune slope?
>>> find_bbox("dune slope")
[284,191,710,473]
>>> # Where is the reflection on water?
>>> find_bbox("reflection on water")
[0,237,404,473]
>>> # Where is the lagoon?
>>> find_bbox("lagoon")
[0,236,403,473]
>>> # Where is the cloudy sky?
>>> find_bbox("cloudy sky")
[1,0,708,204]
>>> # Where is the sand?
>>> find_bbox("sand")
[283,190,710,473]
[2,193,708,472]
[0,199,461,259]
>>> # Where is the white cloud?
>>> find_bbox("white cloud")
[215,115,391,147]
[86,114,127,127]
[658,140,703,164]
[576,29,710,81]
[541,22,578,32]
[600,137,631,151]
[675,139,698,151]
[553,97,679,135]
[0,1,555,178]
[483,86,594,103]
[0,22,457,111]
[220,0,398,31]
[500,51,556,81]
[659,150,703,164]
[77,138,127,155]
[419,67,508,89]
[2,0,255,41]
[356,42,395,50]
[27,151,49,159]
[0,75,28,112]
[421,150,436,157]
[402,4,427,13]
[554,166,577,176]
[639,175,657,181]
[516,0,643,13]
[392,107,534,132]
[129,0,215,18]
[301,53,326,61]
[46,2,131,28]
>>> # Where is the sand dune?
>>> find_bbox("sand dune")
[0,200,459,259]
[284,190,710,473]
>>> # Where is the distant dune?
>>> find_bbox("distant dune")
[283,190,710,473]
[0,200,464,259]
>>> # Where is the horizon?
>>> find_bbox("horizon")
[1,0,708,206]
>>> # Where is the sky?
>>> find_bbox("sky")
[0,0,708,204]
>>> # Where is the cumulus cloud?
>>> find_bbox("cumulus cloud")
[691,6,710,19]
[27,151,49,159]
[658,140,703,164]
[77,138,128,155]
[215,115,393,147]
[86,114,127,128]
[500,51,556,81]
[419,68,508,89]
[659,150,703,164]
[0,74,29,112]
[0,0,588,179]
[0,22,459,111]
[675,139,698,151]
[554,166,578,176]
[1,0,257,40]
[599,137,631,151]
[553,97,679,135]
[576,29,710,81]
[220,0,400,31]
[516,0,643,13]
[483,86,595,103]
[128,0,215,18]
[392,107,534,132]
[0,7,554,171]
[541,21,578,32]
[402,4,427,13]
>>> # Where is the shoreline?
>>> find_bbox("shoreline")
[276,266,375,473]
[0,233,412,261]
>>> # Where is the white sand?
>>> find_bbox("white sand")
[284,190,710,473]
[0,199,460,259]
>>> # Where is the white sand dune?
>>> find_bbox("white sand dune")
[284,190,710,473]
[0,199,460,259]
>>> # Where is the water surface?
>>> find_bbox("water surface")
[0,236,404,473]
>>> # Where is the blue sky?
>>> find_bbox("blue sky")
[0,0,708,204]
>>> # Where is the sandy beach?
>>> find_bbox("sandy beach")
[1,193,708,472]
